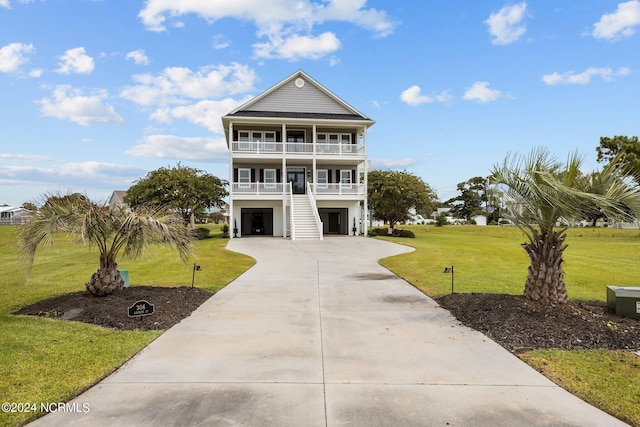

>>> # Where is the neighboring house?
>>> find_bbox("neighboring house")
[0,206,31,225]
[109,191,127,210]
[222,70,375,239]
[471,214,487,226]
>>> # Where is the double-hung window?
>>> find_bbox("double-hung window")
[340,170,352,186]
[238,168,251,188]
[317,169,328,189]
[264,169,276,188]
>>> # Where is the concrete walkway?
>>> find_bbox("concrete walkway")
[31,237,627,426]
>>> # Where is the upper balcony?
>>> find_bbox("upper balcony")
[230,141,365,158]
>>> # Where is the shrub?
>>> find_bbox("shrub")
[395,229,415,238]
[194,227,211,240]
[370,227,415,238]
[221,224,229,238]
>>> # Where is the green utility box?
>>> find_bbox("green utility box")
[606,286,640,319]
[117,269,130,288]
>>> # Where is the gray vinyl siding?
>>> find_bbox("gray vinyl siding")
[249,80,354,115]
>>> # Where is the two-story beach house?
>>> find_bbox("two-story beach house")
[222,70,374,239]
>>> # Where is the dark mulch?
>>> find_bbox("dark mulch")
[15,287,640,355]
[436,293,640,354]
[14,286,213,331]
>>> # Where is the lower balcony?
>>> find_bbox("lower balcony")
[230,182,365,197]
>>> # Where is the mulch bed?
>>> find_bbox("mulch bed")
[436,293,640,354]
[14,286,213,331]
[14,287,640,355]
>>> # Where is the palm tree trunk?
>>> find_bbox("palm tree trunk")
[521,229,568,304]
[86,261,124,296]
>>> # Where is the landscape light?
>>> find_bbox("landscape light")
[443,266,454,294]
[192,263,202,288]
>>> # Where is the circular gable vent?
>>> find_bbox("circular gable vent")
[294,77,305,88]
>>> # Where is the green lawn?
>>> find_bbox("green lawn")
[377,225,640,301]
[377,224,640,426]
[0,225,254,427]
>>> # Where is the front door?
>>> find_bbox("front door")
[328,212,341,233]
[287,167,305,194]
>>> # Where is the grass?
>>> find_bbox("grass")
[377,225,640,301]
[0,224,254,427]
[376,224,640,426]
[521,350,640,426]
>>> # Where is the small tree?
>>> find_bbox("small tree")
[19,192,194,296]
[368,170,437,232]
[490,148,640,304]
[125,163,228,228]
[445,176,488,220]
[596,135,640,185]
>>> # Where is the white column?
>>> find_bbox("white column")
[363,126,369,237]
[229,121,235,238]
[312,124,317,195]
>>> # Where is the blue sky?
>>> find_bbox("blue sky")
[1,1,639,207]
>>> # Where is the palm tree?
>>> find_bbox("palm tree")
[19,193,194,297]
[490,148,640,304]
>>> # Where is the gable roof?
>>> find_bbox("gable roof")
[222,70,374,127]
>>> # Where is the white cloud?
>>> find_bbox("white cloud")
[542,67,631,85]
[120,63,257,106]
[125,49,149,65]
[0,162,145,189]
[0,0,9,9]
[38,85,124,126]
[371,158,418,169]
[0,153,53,162]
[400,85,452,106]
[593,0,640,41]
[155,98,251,133]
[253,31,341,60]
[485,2,528,45]
[138,0,396,60]
[212,34,230,50]
[55,47,95,75]
[463,82,503,102]
[400,85,433,106]
[126,134,229,162]
[0,42,35,73]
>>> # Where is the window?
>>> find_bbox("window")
[238,131,249,142]
[317,133,327,144]
[317,170,328,188]
[329,134,339,144]
[264,132,275,142]
[264,169,276,187]
[287,130,305,142]
[340,170,352,185]
[251,132,262,142]
[238,168,251,187]
[341,134,351,144]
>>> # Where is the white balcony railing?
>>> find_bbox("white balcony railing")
[231,141,364,156]
[231,182,289,195]
[310,183,365,196]
[230,182,365,197]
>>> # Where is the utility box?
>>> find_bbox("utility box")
[606,286,640,319]
[117,269,130,288]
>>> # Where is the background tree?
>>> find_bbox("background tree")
[596,135,640,184]
[21,202,38,211]
[490,148,640,304]
[19,192,194,296]
[445,176,487,219]
[368,170,437,232]
[125,163,228,228]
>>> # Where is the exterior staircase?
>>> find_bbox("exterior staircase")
[290,194,323,240]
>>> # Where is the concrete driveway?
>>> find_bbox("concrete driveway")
[30,237,627,426]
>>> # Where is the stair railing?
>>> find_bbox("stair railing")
[306,182,323,240]
[289,181,295,240]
